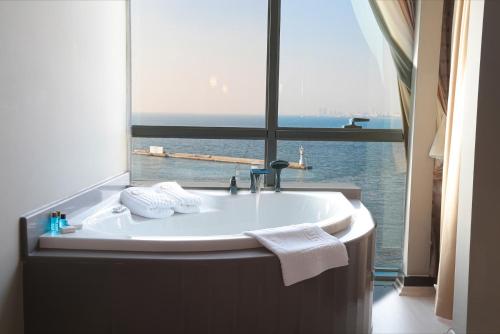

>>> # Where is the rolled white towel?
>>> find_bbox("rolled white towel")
[120,187,177,219]
[152,182,201,214]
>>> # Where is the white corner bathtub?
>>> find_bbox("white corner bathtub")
[39,190,355,252]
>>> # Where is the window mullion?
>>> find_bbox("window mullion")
[264,0,281,186]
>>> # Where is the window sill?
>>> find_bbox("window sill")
[131,180,361,200]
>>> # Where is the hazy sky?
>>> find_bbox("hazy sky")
[131,0,400,118]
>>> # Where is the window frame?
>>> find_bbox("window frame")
[130,0,404,187]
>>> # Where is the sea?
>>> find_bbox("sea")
[131,114,407,269]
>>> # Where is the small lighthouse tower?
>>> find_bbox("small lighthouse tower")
[298,145,305,167]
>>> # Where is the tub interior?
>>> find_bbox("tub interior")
[82,190,354,238]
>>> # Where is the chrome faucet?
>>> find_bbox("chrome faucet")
[270,160,289,192]
[250,168,271,193]
[229,176,238,195]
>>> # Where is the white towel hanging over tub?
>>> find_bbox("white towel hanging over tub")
[245,223,349,286]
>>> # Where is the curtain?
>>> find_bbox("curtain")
[369,0,455,282]
[430,0,455,279]
[368,0,415,151]
[435,0,471,319]
[369,0,449,155]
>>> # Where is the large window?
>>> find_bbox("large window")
[278,0,402,129]
[131,0,268,127]
[132,138,264,184]
[131,0,406,269]
[277,141,406,267]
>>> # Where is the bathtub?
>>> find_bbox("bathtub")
[39,190,355,252]
[23,175,374,334]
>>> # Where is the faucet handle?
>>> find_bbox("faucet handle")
[270,160,289,170]
[229,176,238,195]
[270,160,289,193]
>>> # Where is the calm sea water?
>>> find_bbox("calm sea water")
[132,115,406,268]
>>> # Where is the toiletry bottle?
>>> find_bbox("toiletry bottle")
[59,213,68,228]
[56,210,61,227]
[50,212,58,233]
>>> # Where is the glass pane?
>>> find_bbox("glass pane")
[277,141,407,269]
[278,0,402,129]
[131,0,268,127]
[132,138,264,184]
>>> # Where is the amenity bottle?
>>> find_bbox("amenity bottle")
[59,213,68,228]
[50,212,59,233]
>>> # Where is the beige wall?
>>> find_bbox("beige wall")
[0,1,128,332]
[462,0,500,332]
[452,0,484,332]
[453,0,500,333]
[403,0,443,276]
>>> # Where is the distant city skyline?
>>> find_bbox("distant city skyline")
[132,0,401,118]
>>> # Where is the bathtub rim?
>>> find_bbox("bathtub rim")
[37,189,357,253]
[20,172,372,261]
[26,200,374,265]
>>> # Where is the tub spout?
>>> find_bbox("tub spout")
[250,168,271,193]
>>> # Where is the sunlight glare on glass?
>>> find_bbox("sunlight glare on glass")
[209,76,218,88]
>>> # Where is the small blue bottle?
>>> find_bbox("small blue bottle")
[56,211,61,226]
[50,212,59,233]
[59,213,68,228]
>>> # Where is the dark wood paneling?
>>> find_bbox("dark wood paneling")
[24,261,112,334]
[23,229,373,334]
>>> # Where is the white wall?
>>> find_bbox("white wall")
[0,1,128,332]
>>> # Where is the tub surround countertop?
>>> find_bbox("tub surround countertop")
[136,180,362,200]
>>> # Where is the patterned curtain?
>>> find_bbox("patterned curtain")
[368,0,415,151]
[369,0,455,293]
[431,0,455,281]
[435,0,471,319]
[368,0,449,155]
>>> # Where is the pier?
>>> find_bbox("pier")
[133,148,312,170]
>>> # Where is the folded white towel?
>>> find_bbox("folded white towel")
[244,223,348,286]
[152,182,202,213]
[120,187,177,219]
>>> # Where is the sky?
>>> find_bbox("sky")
[131,0,400,119]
